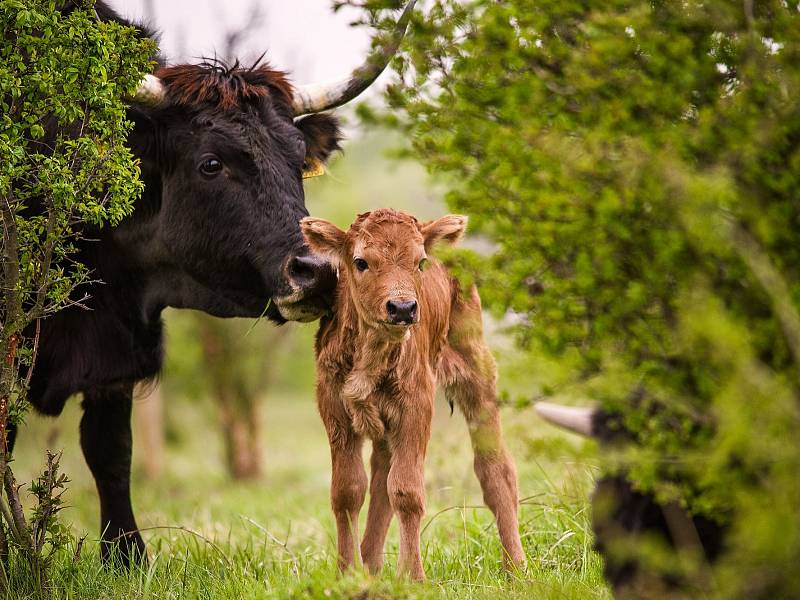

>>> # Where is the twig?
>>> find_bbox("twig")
[729,223,800,375]
[420,491,552,539]
[0,495,21,541]
[420,503,487,538]
[23,319,41,389]
[72,535,86,564]
[3,468,32,551]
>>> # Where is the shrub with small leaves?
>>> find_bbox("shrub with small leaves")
[1,0,154,593]
[353,1,800,596]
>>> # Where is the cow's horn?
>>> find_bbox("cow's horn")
[535,402,596,436]
[133,74,166,106]
[290,0,417,116]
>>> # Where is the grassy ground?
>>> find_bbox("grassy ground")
[11,367,609,599]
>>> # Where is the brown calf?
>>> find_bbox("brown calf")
[301,209,525,580]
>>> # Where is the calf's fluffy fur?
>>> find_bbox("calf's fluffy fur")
[302,209,525,579]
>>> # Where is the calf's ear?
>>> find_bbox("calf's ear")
[421,215,468,251]
[301,217,346,262]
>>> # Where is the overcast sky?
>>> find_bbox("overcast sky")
[109,1,374,85]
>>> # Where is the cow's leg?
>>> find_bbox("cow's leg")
[443,286,526,570]
[360,438,393,573]
[387,401,431,581]
[328,432,367,572]
[80,384,146,567]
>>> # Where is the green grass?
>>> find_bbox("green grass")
[9,377,610,599]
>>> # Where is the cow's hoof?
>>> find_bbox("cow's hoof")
[100,532,148,569]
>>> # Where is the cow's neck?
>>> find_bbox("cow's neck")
[26,198,167,417]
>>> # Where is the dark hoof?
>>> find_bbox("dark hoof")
[100,532,148,569]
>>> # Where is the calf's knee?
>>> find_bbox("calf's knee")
[332,472,368,515]
[475,453,518,501]
[388,480,425,517]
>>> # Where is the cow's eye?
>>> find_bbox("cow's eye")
[354,258,369,272]
[199,156,223,178]
[419,258,428,272]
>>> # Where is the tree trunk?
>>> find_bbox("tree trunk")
[195,315,269,480]
[220,397,262,479]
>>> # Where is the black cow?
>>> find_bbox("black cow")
[535,402,725,598]
[9,1,416,566]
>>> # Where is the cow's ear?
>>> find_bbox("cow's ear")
[301,217,346,261]
[295,114,342,164]
[127,107,158,169]
[421,215,468,251]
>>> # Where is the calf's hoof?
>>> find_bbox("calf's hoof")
[502,553,527,575]
[397,561,426,582]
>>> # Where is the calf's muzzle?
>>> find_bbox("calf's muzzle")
[386,299,418,325]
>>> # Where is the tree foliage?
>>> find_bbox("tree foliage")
[355,0,800,596]
[0,0,153,591]
[1,0,153,409]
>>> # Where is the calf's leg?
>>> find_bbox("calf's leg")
[387,405,431,581]
[80,384,146,567]
[463,398,526,569]
[329,434,368,572]
[444,286,526,569]
[361,439,393,573]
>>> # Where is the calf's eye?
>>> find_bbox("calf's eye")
[354,258,369,272]
[199,156,223,178]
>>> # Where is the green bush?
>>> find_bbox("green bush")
[1,0,153,593]
[354,1,800,596]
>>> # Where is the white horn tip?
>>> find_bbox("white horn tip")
[535,402,596,437]
[290,0,417,115]
[134,74,165,106]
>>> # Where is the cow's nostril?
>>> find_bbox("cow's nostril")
[290,255,317,285]
[288,255,336,297]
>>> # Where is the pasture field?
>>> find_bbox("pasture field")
[12,362,609,599]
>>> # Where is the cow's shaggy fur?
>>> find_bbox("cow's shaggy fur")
[302,209,526,579]
[14,1,342,566]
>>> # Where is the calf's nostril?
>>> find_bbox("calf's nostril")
[386,300,418,323]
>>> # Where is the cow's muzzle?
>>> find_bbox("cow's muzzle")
[273,254,337,322]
